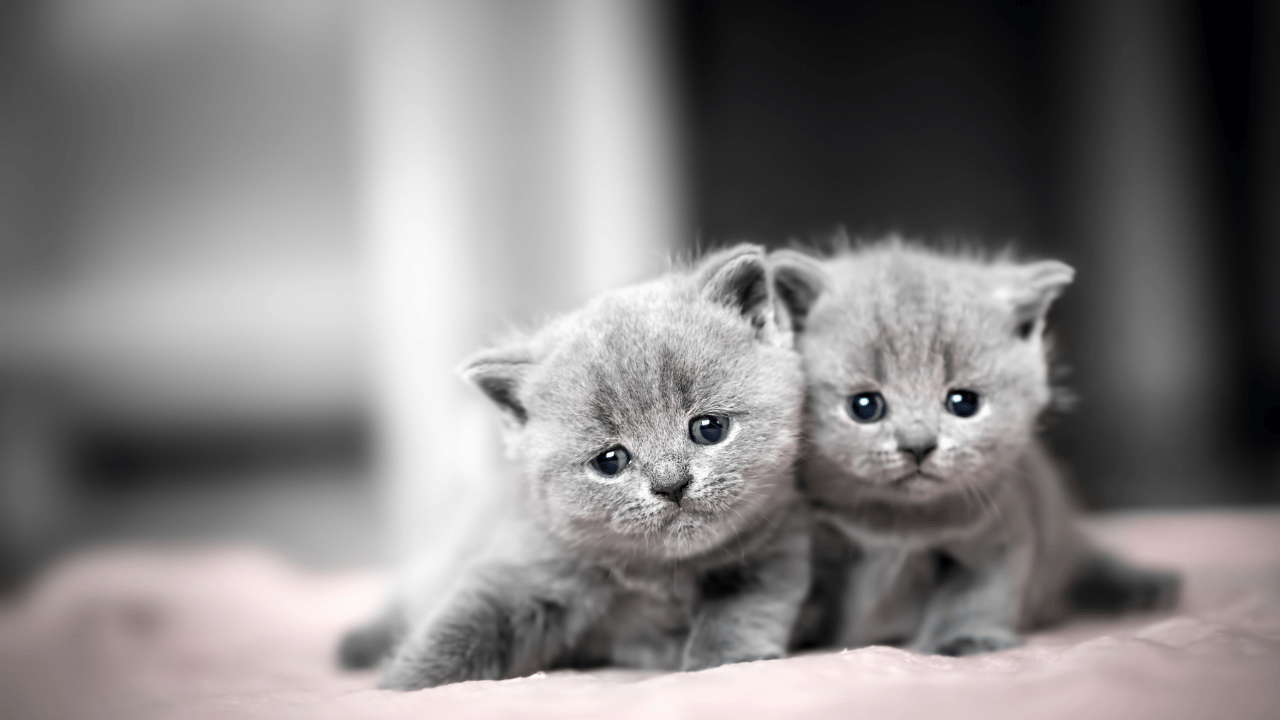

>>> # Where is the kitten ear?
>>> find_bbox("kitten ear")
[995,260,1075,339]
[769,248,827,333]
[697,244,782,343]
[459,344,534,423]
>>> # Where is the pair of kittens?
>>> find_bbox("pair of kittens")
[339,239,1178,689]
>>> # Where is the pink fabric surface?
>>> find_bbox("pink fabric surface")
[3,511,1279,720]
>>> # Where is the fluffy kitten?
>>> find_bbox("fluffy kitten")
[339,245,811,688]
[775,239,1179,656]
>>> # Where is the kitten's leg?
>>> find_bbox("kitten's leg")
[790,522,856,650]
[837,545,937,648]
[912,543,1033,657]
[337,604,406,670]
[379,562,610,690]
[682,511,811,671]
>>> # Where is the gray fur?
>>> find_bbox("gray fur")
[342,244,811,688]
[775,238,1179,656]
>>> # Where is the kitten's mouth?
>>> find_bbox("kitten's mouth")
[891,471,943,491]
[658,504,706,526]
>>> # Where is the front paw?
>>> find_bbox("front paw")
[378,661,438,691]
[682,651,782,672]
[378,650,477,691]
[932,628,1021,657]
[378,627,506,691]
[681,636,784,671]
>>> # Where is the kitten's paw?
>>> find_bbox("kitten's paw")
[682,651,782,672]
[377,667,439,691]
[378,626,507,691]
[933,628,1021,657]
[378,654,463,691]
[680,648,778,671]
[1070,560,1183,614]
[1127,569,1182,611]
[681,636,786,671]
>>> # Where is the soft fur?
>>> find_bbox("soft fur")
[339,244,811,688]
[777,238,1180,656]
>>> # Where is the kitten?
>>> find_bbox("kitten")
[339,245,811,689]
[774,239,1180,656]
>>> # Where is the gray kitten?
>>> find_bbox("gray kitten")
[775,239,1179,656]
[339,245,811,688]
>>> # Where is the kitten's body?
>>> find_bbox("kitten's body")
[777,241,1178,655]
[341,245,811,688]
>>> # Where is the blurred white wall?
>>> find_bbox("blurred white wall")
[0,0,684,575]
[0,0,369,574]
[0,0,364,430]
[357,0,684,560]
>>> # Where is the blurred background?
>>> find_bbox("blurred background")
[0,0,1275,588]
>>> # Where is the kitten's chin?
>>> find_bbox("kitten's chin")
[655,512,735,560]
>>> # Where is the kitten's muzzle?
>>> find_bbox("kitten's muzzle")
[896,424,939,465]
[650,474,692,505]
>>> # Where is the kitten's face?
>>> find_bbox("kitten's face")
[466,247,804,562]
[777,247,1071,507]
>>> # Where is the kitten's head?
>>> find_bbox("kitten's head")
[772,241,1072,506]
[462,245,804,563]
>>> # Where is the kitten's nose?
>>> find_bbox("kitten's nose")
[651,475,691,504]
[901,441,937,465]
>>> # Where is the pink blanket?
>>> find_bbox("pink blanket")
[3,511,1279,719]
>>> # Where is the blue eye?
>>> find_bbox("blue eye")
[847,392,887,423]
[945,389,980,418]
[689,415,730,445]
[589,446,631,477]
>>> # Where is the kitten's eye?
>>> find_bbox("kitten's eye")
[689,415,730,445]
[589,446,631,477]
[945,389,981,418]
[847,392,887,423]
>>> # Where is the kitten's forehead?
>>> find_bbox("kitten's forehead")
[530,280,757,435]
[810,249,1006,380]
